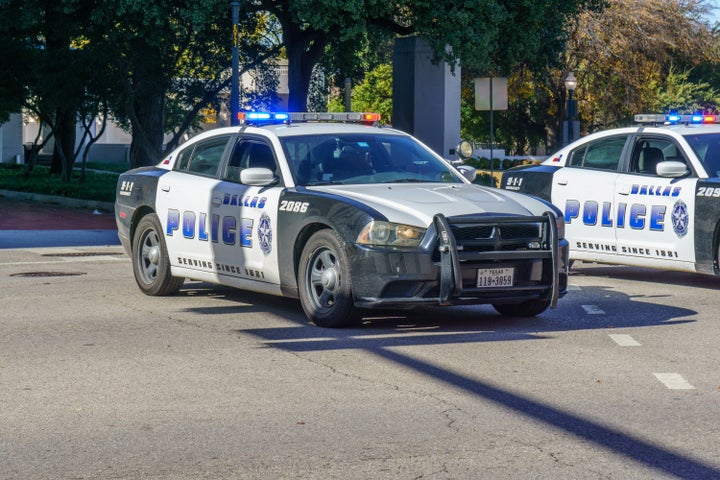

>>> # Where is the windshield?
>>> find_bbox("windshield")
[684,133,720,177]
[280,133,464,186]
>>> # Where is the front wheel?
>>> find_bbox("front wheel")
[298,230,360,328]
[132,213,184,296]
[492,299,551,317]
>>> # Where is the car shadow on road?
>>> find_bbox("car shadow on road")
[172,278,717,478]
[571,262,720,290]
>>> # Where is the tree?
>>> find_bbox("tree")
[565,0,718,131]
[0,0,106,181]
[252,0,604,111]
[88,0,256,167]
[652,66,720,113]
[328,64,393,124]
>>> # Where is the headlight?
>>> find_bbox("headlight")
[356,221,426,247]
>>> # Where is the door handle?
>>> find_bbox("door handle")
[160,184,170,192]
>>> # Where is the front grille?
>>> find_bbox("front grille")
[450,219,543,252]
[448,217,544,253]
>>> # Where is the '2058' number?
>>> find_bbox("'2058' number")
[279,200,309,213]
[697,187,720,197]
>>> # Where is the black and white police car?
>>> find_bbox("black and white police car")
[501,113,720,278]
[116,112,568,327]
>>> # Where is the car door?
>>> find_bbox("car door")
[209,137,284,286]
[553,134,629,261]
[613,135,697,268]
[155,134,233,273]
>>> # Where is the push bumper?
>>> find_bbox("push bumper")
[351,212,569,309]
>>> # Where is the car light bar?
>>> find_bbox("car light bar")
[635,114,720,125]
[238,111,381,125]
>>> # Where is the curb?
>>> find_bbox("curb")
[0,189,115,213]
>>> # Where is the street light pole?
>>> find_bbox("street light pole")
[564,71,577,145]
[230,1,240,126]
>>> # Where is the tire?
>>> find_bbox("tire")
[298,229,360,327]
[132,213,184,296]
[492,299,551,317]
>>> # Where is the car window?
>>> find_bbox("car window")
[629,138,686,176]
[568,136,627,171]
[224,140,278,183]
[175,135,231,177]
[684,133,720,177]
[280,133,462,185]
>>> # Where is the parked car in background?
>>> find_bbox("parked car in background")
[501,113,720,278]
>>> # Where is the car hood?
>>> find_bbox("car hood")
[310,183,554,226]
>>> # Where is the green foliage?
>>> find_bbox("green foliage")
[652,66,720,113]
[0,164,119,203]
[328,64,393,123]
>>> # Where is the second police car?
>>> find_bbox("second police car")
[501,114,720,278]
[116,112,569,328]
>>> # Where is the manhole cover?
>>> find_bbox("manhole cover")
[10,271,87,278]
[42,252,124,257]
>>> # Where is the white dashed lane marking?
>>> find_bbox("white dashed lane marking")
[654,373,695,390]
[572,284,697,392]
[609,334,642,347]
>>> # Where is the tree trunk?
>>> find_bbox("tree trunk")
[283,27,328,112]
[49,108,77,181]
[127,65,167,168]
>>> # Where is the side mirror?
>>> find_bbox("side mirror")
[656,161,689,178]
[240,167,276,186]
[456,164,477,182]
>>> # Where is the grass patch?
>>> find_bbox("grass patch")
[0,164,120,203]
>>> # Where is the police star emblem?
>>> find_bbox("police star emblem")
[258,213,273,255]
[671,200,689,238]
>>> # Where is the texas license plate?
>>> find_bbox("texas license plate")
[476,267,514,288]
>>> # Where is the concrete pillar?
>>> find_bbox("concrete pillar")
[392,37,461,159]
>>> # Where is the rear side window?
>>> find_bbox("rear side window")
[568,136,627,171]
[175,135,231,177]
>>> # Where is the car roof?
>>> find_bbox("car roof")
[253,122,407,138]
[180,122,408,145]
[556,123,720,147]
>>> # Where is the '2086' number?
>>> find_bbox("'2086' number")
[279,200,309,213]
[697,187,720,197]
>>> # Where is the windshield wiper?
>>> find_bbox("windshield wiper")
[383,178,429,183]
[304,180,346,186]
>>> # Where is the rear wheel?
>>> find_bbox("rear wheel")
[132,214,184,296]
[298,230,360,327]
[492,299,551,317]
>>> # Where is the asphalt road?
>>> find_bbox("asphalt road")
[1,247,719,479]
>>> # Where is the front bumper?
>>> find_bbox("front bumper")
[350,212,568,309]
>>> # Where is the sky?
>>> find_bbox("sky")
[709,0,720,24]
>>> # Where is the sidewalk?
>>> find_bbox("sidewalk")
[0,192,120,248]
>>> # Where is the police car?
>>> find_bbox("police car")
[501,113,720,278]
[115,112,569,327]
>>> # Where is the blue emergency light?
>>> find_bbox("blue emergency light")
[635,113,720,125]
[237,111,381,126]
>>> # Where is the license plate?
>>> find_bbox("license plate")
[477,267,514,288]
